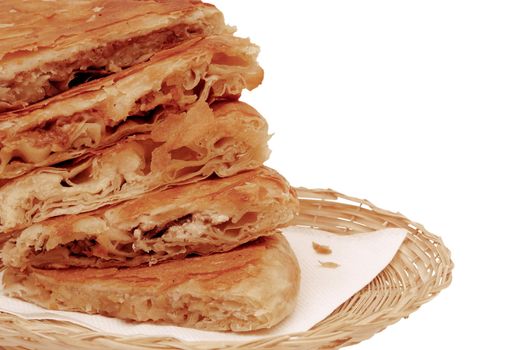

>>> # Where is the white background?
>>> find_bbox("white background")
[215,1,522,348]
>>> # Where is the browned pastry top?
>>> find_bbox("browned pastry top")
[0,0,210,61]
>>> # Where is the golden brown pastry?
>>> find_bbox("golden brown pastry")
[0,35,263,180]
[0,0,231,111]
[3,233,300,332]
[2,167,298,269]
[0,101,269,234]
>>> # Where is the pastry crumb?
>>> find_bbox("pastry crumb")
[312,241,332,255]
[319,261,340,268]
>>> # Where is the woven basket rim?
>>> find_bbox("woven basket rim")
[0,187,453,350]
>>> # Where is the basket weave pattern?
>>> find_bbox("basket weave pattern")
[0,188,453,350]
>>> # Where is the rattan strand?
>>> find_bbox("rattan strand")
[0,188,453,350]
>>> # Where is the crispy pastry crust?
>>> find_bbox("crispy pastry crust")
[0,35,263,179]
[0,101,270,234]
[2,167,298,269]
[3,233,301,332]
[0,0,231,110]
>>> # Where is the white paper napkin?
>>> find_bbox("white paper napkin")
[0,227,406,342]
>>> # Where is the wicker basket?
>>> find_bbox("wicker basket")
[0,188,453,350]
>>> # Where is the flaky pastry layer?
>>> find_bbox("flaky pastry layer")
[2,167,298,269]
[0,35,263,179]
[0,101,269,234]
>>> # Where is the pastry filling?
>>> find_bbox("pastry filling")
[15,211,262,269]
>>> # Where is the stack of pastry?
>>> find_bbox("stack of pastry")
[0,0,300,332]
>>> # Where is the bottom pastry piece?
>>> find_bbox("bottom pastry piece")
[2,233,300,332]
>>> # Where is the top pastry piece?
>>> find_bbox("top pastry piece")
[0,0,230,111]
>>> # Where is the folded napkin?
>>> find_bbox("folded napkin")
[0,226,406,342]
